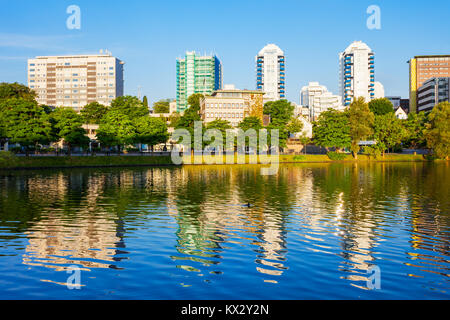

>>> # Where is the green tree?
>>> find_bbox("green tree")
[143,96,149,108]
[238,116,263,151]
[169,112,181,128]
[313,110,351,152]
[368,98,394,116]
[263,100,295,125]
[81,102,109,124]
[373,113,408,157]
[97,110,136,154]
[205,119,232,150]
[348,97,375,159]
[187,93,204,111]
[263,100,295,150]
[51,107,90,155]
[175,105,203,151]
[110,96,149,118]
[239,116,263,132]
[0,82,37,102]
[153,99,170,114]
[134,116,169,151]
[298,134,311,155]
[287,117,304,136]
[0,98,52,155]
[404,111,428,149]
[425,101,450,159]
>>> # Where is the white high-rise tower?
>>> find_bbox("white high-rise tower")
[256,44,286,101]
[339,41,375,106]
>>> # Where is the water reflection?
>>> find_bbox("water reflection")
[0,162,448,298]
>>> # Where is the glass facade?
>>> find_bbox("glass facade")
[176,52,222,112]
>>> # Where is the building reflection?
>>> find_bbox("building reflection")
[169,166,290,282]
[0,162,448,294]
[19,172,129,272]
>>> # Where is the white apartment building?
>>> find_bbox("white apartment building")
[374,81,385,99]
[28,51,124,112]
[300,82,343,121]
[256,44,286,101]
[339,41,375,106]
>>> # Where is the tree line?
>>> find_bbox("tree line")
[0,83,168,155]
[312,97,449,159]
[1,82,448,159]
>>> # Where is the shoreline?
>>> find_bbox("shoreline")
[0,154,442,171]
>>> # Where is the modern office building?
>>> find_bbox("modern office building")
[339,41,375,106]
[300,82,343,121]
[27,51,124,111]
[200,88,265,127]
[256,44,286,101]
[176,51,222,112]
[408,55,450,113]
[387,96,402,109]
[387,96,410,114]
[416,77,449,112]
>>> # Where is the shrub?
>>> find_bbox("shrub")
[0,151,16,163]
[125,147,140,153]
[9,146,22,154]
[327,151,347,161]
[423,154,439,161]
[293,155,306,161]
[364,146,382,159]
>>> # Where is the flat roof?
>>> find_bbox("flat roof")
[211,89,265,96]
[414,55,450,59]
[33,54,117,59]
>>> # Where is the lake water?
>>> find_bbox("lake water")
[0,163,448,300]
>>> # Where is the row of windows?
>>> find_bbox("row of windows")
[206,103,245,109]
[205,113,244,119]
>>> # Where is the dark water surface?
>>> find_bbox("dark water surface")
[0,163,448,300]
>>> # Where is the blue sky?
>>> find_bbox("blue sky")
[1,0,449,105]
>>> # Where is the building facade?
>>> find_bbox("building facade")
[256,44,286,101]
[395,107,408,120]
[339,41,375,106]
[300,82,343,121]
[27,52,124,111]
[374,81,385,99]
[387,96,402,109]
[200,89,265,127]
[417,77,449,112]
[408,55,450,113]
[176,52,222,113]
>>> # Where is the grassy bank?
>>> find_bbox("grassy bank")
[0,153,176,170]
[182,153,428,165]
[0,152,437,170]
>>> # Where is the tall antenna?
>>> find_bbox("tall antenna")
[137,86,142,100]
